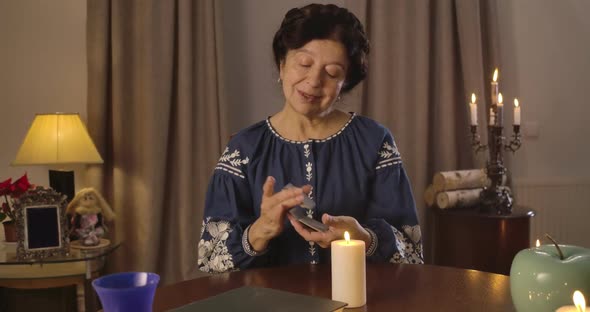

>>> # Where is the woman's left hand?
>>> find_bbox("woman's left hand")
[287,213,371,249]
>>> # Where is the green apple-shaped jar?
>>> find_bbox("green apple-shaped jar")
[510,244,590,312]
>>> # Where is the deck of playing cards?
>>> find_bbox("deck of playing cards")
[283,183,328,232]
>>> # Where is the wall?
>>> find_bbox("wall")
[497,0,590,180]
[0,0,87,188]
[497,0,590,246]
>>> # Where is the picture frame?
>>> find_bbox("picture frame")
[14,186,70,260]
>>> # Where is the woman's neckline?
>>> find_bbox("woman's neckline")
[265,112,356,144]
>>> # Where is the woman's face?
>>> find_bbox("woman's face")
[280,39,348,117]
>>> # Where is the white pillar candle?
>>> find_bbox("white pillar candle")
[331,231,366,308]
[556,290,586,312]
[514,98,521,125]
[469,93,478,126]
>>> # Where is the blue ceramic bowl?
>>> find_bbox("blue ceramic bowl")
[92,272,160,312]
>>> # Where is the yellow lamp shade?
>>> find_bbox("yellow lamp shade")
[12,113,103,165]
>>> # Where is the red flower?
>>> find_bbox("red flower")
[0,173,33,222]
[0,178,11,196]
[10,174,31,197]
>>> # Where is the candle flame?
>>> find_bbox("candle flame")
[536,239,540,247]
[514,98,520,108]
[574,290,585,312]
[344,231,350,244]
[471,93,476,104]
[498,93,503,104]
[493,68,499,82]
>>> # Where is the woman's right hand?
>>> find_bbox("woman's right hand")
[248,176,311,252]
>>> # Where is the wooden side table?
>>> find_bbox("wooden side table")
[432,205,534,275]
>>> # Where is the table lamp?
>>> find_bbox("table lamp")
[11,113,103,201]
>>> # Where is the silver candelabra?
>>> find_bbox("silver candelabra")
[469,69,522,215]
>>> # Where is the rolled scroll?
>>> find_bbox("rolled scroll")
[435,186,512,209]
[433,169,487,192]
[436,188,483,209]
[424,185,436,207]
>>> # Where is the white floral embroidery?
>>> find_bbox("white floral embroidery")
[305,162,313,181]
[215,147,249,179]
[305,208,317,258]
[303,144,311,158]
[308,233,317,257]
[380,142,399,158]
[304,193,317,258]
[300,147,316,262]
[376,141,402,170]
[198,218,236,273]
[309,241,316,256]
[389,225,424,264]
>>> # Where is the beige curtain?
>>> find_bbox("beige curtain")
[362,0,499,262]
[86,0,227,284]
[85,0,499,281]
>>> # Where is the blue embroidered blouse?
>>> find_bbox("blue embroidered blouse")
[198,113,423,273]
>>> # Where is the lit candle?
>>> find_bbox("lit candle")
[469,93,478,126]
[491,68,499,106]
[536,239,540,247]
[489,107,495,126]
[514,98,521,125]
[555,290,586,312]
[497,93,504,126]
[331,231,366,308]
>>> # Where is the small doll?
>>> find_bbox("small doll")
[66,187,115,246]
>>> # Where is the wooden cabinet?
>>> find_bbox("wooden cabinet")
[432,206,534,275]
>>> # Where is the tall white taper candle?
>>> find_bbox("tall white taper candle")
[491,68,499,107]
[469,93,478,126]
[514,98,521,125]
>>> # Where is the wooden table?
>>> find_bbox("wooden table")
[154,263,515,311]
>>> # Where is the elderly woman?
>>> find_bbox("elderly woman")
[198,3,423,274]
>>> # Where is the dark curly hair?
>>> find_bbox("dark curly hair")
[272,4,370,93]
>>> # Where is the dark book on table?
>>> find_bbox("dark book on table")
[169,286,347,312]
